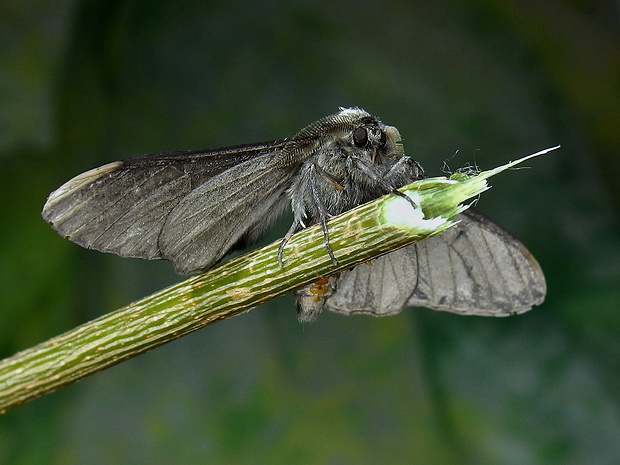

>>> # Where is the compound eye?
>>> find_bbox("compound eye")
[353,127,368,147]
[378,130,387,148]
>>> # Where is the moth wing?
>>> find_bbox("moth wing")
[42,141,294,273]
[158,153,294,274]
[326,210,546,316]
[325,247,419,317]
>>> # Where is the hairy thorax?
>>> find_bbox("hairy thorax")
[288,142,423,226]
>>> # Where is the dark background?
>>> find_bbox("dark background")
[1,0,619,463]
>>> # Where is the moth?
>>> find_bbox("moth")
[42,107,546,322]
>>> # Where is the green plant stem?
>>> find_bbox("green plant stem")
[0,148,556,412]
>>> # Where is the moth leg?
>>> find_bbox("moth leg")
[278,218,304,267]
[391,189,417,209]
[309,163,339,265]
[351,157,418,210]
[312,162,346,191]
[278,162,340,266]
[386,157,426,208]
[386,156,425,182]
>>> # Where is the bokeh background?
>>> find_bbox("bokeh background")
[1,0,619,463]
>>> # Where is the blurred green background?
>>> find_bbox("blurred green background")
[1,0,619,463]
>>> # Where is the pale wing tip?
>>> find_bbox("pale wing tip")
[41,162,122,222]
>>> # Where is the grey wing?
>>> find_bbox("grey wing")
[42,142,295,274]
[325,248,420,317]
[326,210,546,317]
[158,154,293,274]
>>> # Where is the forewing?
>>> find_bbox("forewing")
[326,210,546,316]
[42,141,290,268]
[158,153,295,274]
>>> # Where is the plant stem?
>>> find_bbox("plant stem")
[0,148,556,412]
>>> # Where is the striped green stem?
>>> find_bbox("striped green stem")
[0,147,556,412]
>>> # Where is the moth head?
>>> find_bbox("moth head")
[335,108,404,162]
